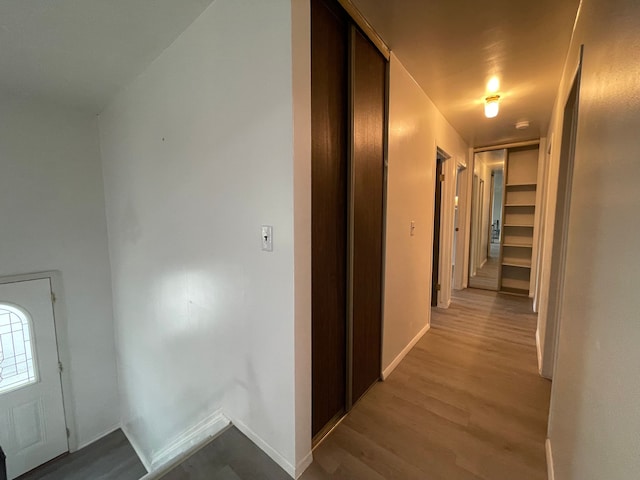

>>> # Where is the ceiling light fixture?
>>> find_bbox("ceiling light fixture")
[484,95,500,118]
[487,77,500,93]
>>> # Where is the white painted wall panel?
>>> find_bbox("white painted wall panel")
[383,55,468,375]
[98,0,298,472]
[542,0,640,477]
[0,94,120,448]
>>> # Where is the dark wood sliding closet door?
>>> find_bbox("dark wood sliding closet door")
[311,0,348,438]
[350,29,385,404]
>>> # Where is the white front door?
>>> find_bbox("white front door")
[0,279,68,479]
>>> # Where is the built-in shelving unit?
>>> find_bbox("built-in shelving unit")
[499,146,539,296]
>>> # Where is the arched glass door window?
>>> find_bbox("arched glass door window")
[0,304,38,395]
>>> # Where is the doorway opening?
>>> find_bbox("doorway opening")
[543,56,582,379]
[0,277,68,479]
[452,163,467,291]
[431,148,450,307]
[468,149,506,291]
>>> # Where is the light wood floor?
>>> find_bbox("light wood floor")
[17,289,550,480]
[301,288,551,480]
[468,244,500,291]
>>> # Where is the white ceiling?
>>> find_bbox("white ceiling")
[0,0,214,112]
[1,0,579,143]
[352,0,580,147]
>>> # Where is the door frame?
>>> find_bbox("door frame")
[452,162,468,291]
[432,147,453,309]
[431,154,444,307]
[469,173,479,277]
[542,53,583,380]
[0,271,76,452]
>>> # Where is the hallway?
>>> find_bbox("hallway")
[302,288,551,479]
[468,244,501,291]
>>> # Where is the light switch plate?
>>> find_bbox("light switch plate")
[410,221,416,236]
[261,225,273,252]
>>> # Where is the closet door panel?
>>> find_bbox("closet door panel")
[311,0,349,437]
[350,29,385,404]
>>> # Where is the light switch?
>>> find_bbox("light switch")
[261,225,273,252]
[410,221,416,236]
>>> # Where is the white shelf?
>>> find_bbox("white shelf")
[500,287,529,296]
[502,259,532,268]
[501,277,531,291]
[501,145,539,296]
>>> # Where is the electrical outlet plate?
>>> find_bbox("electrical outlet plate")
[261,225,273,252]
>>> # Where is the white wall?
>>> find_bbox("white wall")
[0,94,119,448]
[291,0,313,473]
[452,159,471,291]
[98,0,301,474]
[382,54,468,377]
[541,0,640,477]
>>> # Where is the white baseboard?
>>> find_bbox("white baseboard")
[546,438,555,480]
[121,410,305,479]
[438,298,451,309]
[296,450,314,478]
[229,416,296,478]
[151,409,230,470]
[536,328,543,375]
[537,329,553,380]
[122,424,152,472]
[381,323,430,380]
[75,423,122,451]
[123,409,230,475]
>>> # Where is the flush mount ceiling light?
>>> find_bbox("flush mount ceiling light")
[487,76,500,93]
[515,120,530,130]
[484,95,500,118]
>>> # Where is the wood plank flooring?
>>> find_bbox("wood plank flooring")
[15,288,550,480]
[17,429,146,480]
[301,288,551,480]
[468,244,500,291]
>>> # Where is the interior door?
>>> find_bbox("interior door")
[431,158,444,306]
[350,28,385,404]
[311,0,349,438]
[0,279,68,479]
[311,0,387,437]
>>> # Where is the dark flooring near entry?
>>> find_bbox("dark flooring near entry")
[160,427,289,480]
[17,429,146,480]
[301,288,552,479]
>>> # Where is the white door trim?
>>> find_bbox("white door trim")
[435,146,453,309]
[0,271,77,452]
